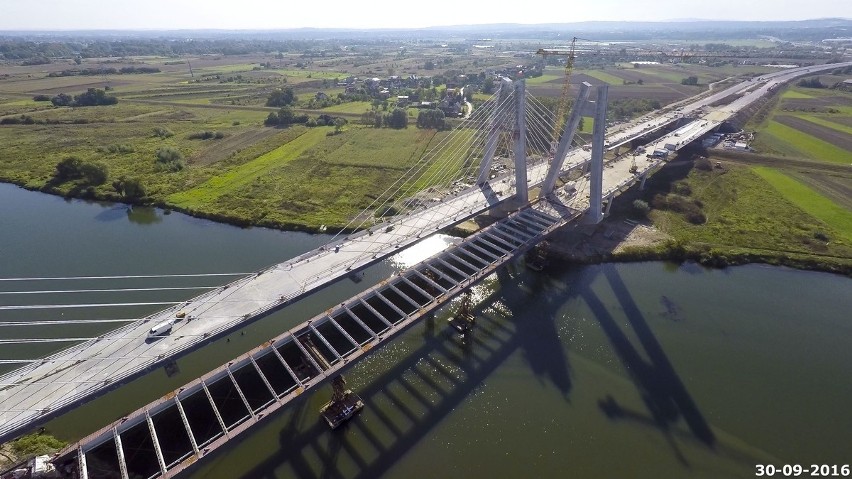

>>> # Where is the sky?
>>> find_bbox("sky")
[0,0,849,30]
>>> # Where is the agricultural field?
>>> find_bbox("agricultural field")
[749,80,852,163]
[169,126,450,228]
[0,52,493,231]
[525,62,763,110]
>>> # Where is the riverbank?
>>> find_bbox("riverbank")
[5,170,851,277]
[546,220,852,276]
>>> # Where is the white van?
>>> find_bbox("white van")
[147,319,175,339]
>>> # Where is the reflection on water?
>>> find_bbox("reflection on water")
[126,206,163,225]
[388,235,460,269]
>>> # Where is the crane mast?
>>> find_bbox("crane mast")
[537,36,577,151]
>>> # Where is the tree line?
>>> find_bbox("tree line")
[49,88,118,107]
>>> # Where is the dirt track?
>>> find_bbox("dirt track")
[774,115,852,151]
[710,149,852,174]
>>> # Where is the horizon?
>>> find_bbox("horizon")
[0,17,850,34]
[2,0,850,31]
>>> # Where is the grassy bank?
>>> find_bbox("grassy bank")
[585,157,852,275]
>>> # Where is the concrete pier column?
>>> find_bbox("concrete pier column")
[476,79,510,185]
[513,80,528,204]
[586,85,608,224]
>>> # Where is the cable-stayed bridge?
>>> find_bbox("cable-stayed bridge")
[2,61,847,479]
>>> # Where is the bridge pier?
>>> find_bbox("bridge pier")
[513,79,528,204]
[476,79,511,185]
[585,85,608,225]
[639,173,647,191]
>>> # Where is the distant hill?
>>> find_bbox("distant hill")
[1,18,850,42]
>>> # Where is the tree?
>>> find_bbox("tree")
[797,77,825,89]
[122,177,146,200]
[482,77,495,94]
[333,117,346,134]
[577,117,584,132]
[73,88,117,106]
[55,157,84,180]
[386,108,408,129]
[266,87,296,107]
[416,109,446,130]
[633,199,650,217]
[79,161,108,185]
[264,112,279,126]
[361,110,377,126]
[425,60,435,70]
[681,76,699,86]
[277,106,295,125]
[51,93,73,107]
[155,147,185,172]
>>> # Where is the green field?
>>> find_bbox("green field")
[781,89,814,99]
[320,101,373,114]
[525,73,562,86]
[169,126,325,209]
[757,121,850,165]
[165,126,456,228]
[752,167,852,242]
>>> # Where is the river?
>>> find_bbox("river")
[1,183,850,478]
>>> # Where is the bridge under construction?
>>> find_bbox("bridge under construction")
[2,60,848,479]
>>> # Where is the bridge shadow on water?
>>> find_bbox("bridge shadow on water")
[220,260,714,478]
[581,263,716,465]
[230,265,572,479]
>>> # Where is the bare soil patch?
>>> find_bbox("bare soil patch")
[775,115,852,151]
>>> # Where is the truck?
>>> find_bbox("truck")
[147,319,175,339]
[664,143,677,151]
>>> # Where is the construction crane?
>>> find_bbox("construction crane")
[537,37,577,151]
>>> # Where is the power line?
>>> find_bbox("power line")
[0,273,249,282]
[0,286,218,295]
